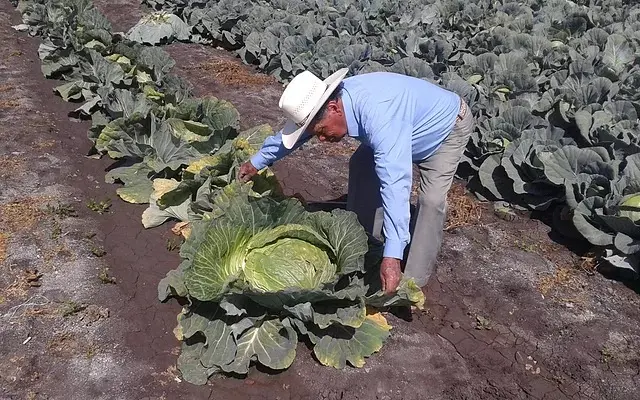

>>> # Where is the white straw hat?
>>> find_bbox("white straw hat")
[278,68,349,149]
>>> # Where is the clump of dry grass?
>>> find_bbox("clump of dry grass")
[4,277,30,300]
[0,156,26,178]
[47,332,95,357]
[192,59,275,87]
[0,232,7,265]
[577,253,598,275]
[538,266,576,296]
[319,140,359,156]
[33,139,57,149]
[445,184,482,231]
[3,269,43,300]
[0,84,14,93]
[0,99,20,109]
[0,197,47,232]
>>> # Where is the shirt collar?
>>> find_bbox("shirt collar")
[341,87,360,138]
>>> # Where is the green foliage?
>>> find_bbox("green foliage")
[59,301,87,317]
[98,267,117,284]
[45,201,78,218]
[86,198,111,214]
[134,0,640,276]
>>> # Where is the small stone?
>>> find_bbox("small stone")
[534,367,541,374]
[452,322,460,329]
[565,302,574,309]
[607,287,614,295]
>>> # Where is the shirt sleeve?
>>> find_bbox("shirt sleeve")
[365,105,413,259]
[250,129,312,170]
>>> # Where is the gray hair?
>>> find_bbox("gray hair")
[311,83,344,124]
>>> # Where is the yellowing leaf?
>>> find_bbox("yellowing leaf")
[185,155,221,175]
[142,178,190,229]
[172,221,192,239]
[152,178,180,197]
[118,190,144,204]
[404,279,425,310]
[365,310,393,331]
[173,321,184,340]
[136,69,153,84]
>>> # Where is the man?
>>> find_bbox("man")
[238,68,475,295]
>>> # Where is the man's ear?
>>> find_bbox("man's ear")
[328,99,342,115]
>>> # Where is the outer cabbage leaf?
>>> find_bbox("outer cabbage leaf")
[601,249,639,278]
[220,318,298,375]
[539,145,615,186]
[307,312,392,369]
[127,12,191,45]
[142,178,191,228]
[96,114,203,171]
[105,162,155,204]
[165,96,240,141]
[176,341,216,385]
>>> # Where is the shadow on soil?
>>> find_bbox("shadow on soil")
[529,207,594,256]
[598,266,640,294]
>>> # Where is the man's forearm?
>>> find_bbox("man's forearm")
[380,190,411,259]
[250,130,310,170]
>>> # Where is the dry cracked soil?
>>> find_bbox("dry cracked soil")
[1,1,640,400]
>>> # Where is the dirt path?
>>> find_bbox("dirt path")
[2,1,640,400]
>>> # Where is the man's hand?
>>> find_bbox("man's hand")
[238,161,258,183]
[380,257,402,295]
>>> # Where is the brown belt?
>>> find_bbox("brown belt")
[456,98,468,123]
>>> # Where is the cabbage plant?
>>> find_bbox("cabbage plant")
[158,185,425,384]
[566,154,640,275]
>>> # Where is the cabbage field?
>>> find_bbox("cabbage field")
[125,0,640,276]
[7,0,640,388]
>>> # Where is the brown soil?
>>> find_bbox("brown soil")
[1,2,640,400]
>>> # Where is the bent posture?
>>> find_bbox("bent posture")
[239,69,475,294]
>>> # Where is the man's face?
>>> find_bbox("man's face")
[308,99,348,143]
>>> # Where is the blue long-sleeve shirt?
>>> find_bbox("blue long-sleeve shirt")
[250,72,461,259]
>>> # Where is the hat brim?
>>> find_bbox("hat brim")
[281,68,349,149]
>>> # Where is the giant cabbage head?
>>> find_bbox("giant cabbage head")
[158,186,425,383]
[619,194,640,222]
[172,179,374,303]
